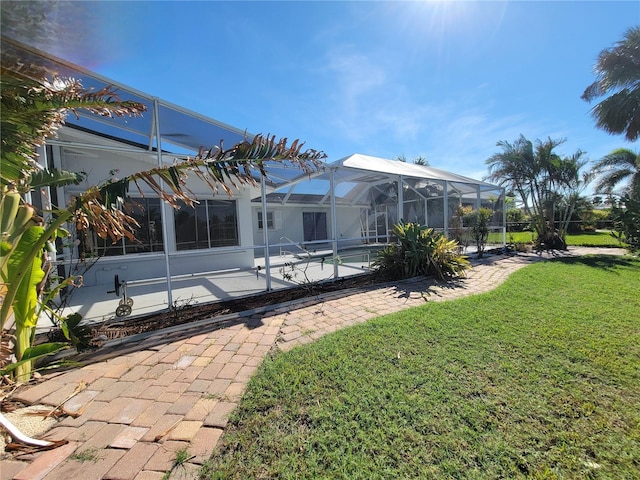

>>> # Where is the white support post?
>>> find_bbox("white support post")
[424,198,428,226]
[502,188,507,246]
[330,168,339,279]
[261,175,272,291]
[443,181,449,237]
[398,175,404,224]
[51,146,71,275]
[153,99,173,308]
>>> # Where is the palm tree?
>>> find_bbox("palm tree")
[485,135,588,249]
[1,57,149,382]
[484,135,541,222]
[591,148,640,199]
[1,57,148,189]
[581,26,640,142]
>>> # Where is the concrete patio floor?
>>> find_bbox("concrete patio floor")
[44,252,380,330]
[1,247,628,480]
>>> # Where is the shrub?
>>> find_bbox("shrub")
[506,207,525,223]
[611,194,640,251]
[464,208,493,258]
[592,208,613,230]
[372,222,470,280]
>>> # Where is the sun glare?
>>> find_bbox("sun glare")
[397,1,508,46]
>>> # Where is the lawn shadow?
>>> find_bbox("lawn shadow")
[551,254,637,272]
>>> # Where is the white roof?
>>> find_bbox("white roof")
[336,154,499,189]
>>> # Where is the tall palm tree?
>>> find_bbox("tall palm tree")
[581,26,640,142]
[591,148,640,199]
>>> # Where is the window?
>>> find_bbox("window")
[257,211,274,230]
[83,197,164,257]
[174,199,238,250]
[303,211,327,242]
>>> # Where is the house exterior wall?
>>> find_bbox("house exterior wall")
[252,204,364,255]
[53,128,256,288]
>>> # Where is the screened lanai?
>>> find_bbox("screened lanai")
[254,154,506,286]
[3,37,505,326]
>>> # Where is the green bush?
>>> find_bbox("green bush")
[611,194,640,251]
[506,207,525,223]
[373,222,470,280]
[592,208,612,230]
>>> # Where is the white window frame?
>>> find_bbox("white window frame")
[257,210,281,230]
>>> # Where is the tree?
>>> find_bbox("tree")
[591,148,640,199]
[485,135,590,250]
[1,57,326,383]
[591,148,640,251]
[466,208,492,258]
[581,26,640,142]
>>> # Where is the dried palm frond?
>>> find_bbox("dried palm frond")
[0,331,16,373]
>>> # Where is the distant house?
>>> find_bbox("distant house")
[3,37,505,322]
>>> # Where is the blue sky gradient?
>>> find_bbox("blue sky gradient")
[7,1,640,182]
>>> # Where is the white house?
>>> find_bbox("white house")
[3,37,505,323]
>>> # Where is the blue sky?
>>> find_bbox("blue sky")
[7,1,640,183]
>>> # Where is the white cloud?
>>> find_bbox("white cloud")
[323,48,388,113]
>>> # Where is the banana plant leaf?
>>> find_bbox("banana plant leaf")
[9,225,46,328]
[0,342,69,376]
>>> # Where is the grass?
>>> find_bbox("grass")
[163,446,193,480]
[563,232,627,247]
[70,446,100,463]
[490,230,626,248]
[202,255,640,479]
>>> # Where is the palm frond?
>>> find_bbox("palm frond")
[591,88,640,141]
[26,169,86,193]
[581,26,640,141]
[69,134,326,245]
[1,61,146,187]
[591,148,640,196]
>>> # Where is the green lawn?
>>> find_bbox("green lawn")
[202,255,640,479]
[489,230,626,248]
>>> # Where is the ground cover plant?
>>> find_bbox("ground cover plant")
[203,255,640,479]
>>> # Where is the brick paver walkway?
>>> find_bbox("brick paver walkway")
[0,248,627,479]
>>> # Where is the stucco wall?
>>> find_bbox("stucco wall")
[54,128,256,287]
